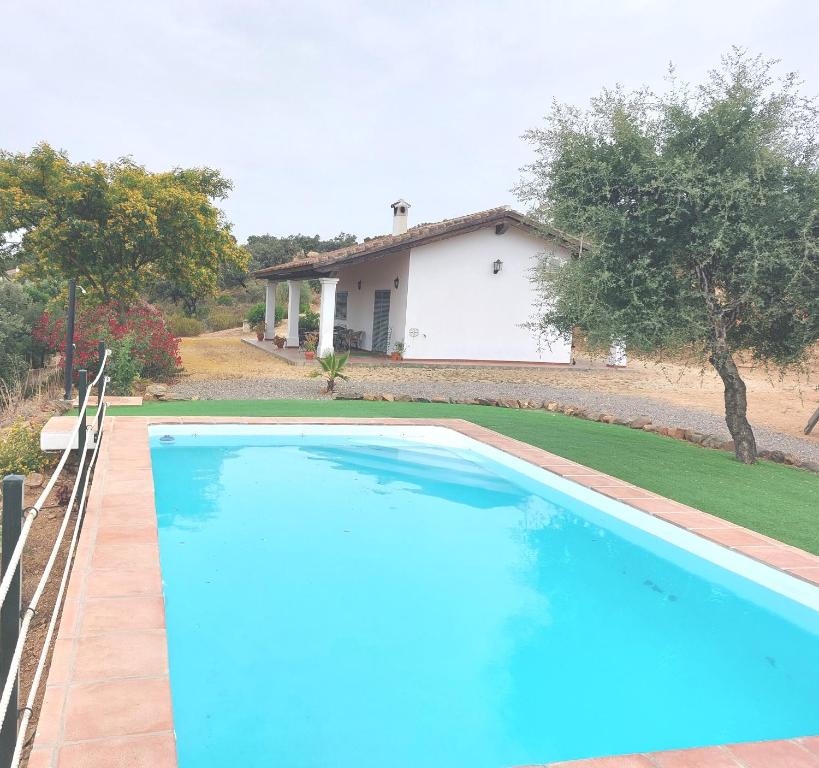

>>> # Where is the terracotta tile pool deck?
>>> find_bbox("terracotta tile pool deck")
[29,416,819,768]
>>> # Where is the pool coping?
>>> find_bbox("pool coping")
[28,416,819,768]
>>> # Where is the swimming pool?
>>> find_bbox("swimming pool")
[149,424,819,768]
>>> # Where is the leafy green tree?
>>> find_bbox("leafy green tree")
[0,143,248,304]
[518,50,819,464]
[244,232,357,271]
[0,279,46,386]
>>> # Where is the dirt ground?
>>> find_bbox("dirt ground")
[4,466,78,763]
[177,329,819,443]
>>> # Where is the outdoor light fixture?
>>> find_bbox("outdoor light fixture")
[492,259,503,275]
[357,280,362,290]
[394,277,400,289]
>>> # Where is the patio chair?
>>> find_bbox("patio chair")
[349,330,365,350]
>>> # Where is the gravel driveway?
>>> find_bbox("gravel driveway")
[172,376,819,464]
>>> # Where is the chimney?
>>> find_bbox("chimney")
[391,199,410,235]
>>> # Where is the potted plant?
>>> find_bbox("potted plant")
[254,322,266,341]
[273,335,286,349]
[390,341,405,362]
[304,332,318,360]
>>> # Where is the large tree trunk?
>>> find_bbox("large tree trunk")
[708,328,757,464]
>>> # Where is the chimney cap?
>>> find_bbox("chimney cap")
[390,199,411,211]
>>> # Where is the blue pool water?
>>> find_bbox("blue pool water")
[150,428,819,767]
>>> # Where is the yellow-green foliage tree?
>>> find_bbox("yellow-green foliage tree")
[0,143,248,304]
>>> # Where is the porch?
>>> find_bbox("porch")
[242,337,397,367]
[261,254,404,359]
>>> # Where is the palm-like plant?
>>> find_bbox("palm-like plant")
[310,351,350,393]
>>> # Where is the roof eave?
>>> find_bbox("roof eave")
[250,210,583,281]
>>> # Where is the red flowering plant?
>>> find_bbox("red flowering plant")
[34,302,181,382]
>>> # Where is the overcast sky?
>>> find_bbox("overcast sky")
[2,0,818,242]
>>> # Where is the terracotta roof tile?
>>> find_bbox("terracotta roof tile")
[251,206,582,280]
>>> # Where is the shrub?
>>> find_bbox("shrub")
[168,315,204,337]
[216,294,235,306]
[302,309,319,332]
[246,302,285,327]
[107,335,142,395]
[309,351,349,393]
[0,280,39,387]
[207,310,242,332]
[0,420,48,476]
[246,302,265,326]
[34,302,181,382]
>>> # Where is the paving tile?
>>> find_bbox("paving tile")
[57,598,81,640]
[85,567,162,598]
[90,542,159,571]
[57,731,177,768]
[549,755,656,767]
[726,739,819,767]
[649,745,742,767]
[800,738,819,758]
[47,638,75,682]
[652,511,733,530]
[596,486,658,500]
[95,524,158,545]
[34,685,67,747]
[80,596,166,635]
[697,528,771,547]
[63,678,172,741]
[98,503,157,527]
[98,493,156,512]
[627,498,699,516]
[27,748,55,768]
[72,630,168,681]
[790,568,819,587]
[102,483,153,500]
[734,546,819,569]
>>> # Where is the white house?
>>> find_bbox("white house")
[252,202,585,364]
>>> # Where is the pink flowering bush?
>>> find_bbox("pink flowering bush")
[34,303,181,381]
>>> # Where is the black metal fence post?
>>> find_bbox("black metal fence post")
[63,279,77,401]
[0,475,24,765]
[77,370,87,459]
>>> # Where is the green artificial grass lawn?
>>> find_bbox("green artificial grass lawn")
[97,399,819,554]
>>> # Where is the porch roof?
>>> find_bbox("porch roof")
[251,206,583,281]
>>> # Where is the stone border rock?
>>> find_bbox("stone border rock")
[334,392,819,474]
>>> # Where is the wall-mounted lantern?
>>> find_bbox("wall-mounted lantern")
[357,280,362,290]
[492,259,503,275]
[394,277,400,289]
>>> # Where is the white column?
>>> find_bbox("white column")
[607,340,627,367]
[264,281,277,340]
[317,277,338,357]
[286,280,301,347]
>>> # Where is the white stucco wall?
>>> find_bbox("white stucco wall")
[335,251,410,351]
[402,227,572,363]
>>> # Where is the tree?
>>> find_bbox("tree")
[0,280,39,386]
[244,232,357,271]
[0,143,248,304]
[518,49,819,464]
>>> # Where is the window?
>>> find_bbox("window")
[335,291,348,323]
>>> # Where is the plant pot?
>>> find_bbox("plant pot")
[274,340,285,349]
[304,351,315,360]
[390,352,401,361]
[256,331,264,341]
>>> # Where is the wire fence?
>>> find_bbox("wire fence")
[0,344,110,768]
